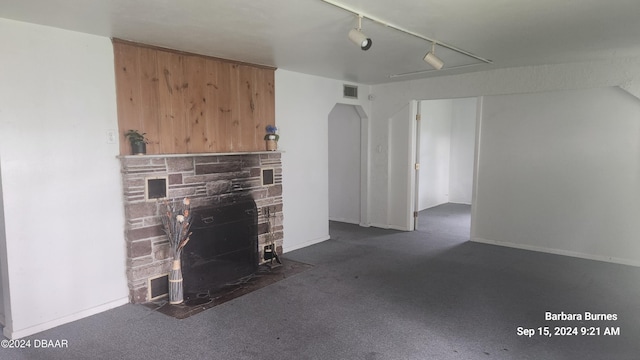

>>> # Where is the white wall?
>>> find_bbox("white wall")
[419,99,452,210]
[275,70,371,252]
[0,163,6,326]
[418,97,476,210]
[0,19,128,339]
[328,104,361,224]
[474,87,640,265]
[449,97,477,204]
[370,60,640,265]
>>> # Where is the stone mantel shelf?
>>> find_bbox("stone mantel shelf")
[118,151,283,159]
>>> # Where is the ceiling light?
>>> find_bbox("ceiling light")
[320,0,491,65]
[348,16,372,51]
[423,42,444,70]
[348,29,372,50]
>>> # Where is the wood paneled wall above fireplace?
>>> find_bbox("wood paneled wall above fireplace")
[113,39,276,155]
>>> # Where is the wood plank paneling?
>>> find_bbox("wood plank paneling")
[255,67,276,148]
[183,55,207,153]
[168,54,187,152]
[264,69,276,128]
[138,47,160,154]
[155,50,177,154]
[216,61,233,152]
[237,65,254,151]
[228,64,241,151]
[113,40,276,155]
[204,59,220,152]
[114,42,143,155]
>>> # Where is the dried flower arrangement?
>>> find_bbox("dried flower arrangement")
[161,197,193,260]
[160,197,193,304]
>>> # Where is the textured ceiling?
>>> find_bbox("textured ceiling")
[2,0,640,84]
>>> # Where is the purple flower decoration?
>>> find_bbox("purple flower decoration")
[264,124,279,141]
[265,125,278,134]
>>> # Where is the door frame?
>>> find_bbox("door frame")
[386,100,418,231]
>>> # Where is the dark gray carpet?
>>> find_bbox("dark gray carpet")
[2,203,639,359]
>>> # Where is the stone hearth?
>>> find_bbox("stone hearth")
[120,152,283,303]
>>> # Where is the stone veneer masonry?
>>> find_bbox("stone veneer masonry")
[120,152,283,303]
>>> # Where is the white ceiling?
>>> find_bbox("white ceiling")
[2,0,640,84]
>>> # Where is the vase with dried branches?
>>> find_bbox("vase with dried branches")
[161,198,192,304]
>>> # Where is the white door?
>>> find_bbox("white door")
[387,101,418,231]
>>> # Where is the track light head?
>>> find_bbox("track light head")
[423,52,444,70]
[348,15,372,51]
[348,28,372,51]
[423,42,444,69]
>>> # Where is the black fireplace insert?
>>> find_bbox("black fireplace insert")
[181,199,258,298]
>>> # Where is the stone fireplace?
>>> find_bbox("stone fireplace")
[120,152,283,303]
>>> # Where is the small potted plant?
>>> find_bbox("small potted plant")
[124,129,148,155]
[264,125,279,151]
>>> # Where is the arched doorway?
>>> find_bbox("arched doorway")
[328,103,369,226]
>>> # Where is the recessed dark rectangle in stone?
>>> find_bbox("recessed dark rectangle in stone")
[262,169,274,185]
[147,177,167,199]
[149,274,169,299]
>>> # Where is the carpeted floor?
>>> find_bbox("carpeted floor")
[2,203,639,359]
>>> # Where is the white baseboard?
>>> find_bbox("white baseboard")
[368,223,391,229]
[327,217,370,228]
[387,225,411,231]
[328,217,360,225]
[472,237,640,267]
[4,297,129,340]
[283,235,330,253]
[448,201,472,205]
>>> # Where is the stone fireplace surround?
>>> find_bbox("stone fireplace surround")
[120,152,283,303]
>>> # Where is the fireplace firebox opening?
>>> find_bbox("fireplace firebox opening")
[181,199,259,300]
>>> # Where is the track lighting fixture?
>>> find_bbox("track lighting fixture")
[423,42,444,70]
[348,16,372,51]
[320,0,493,74]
